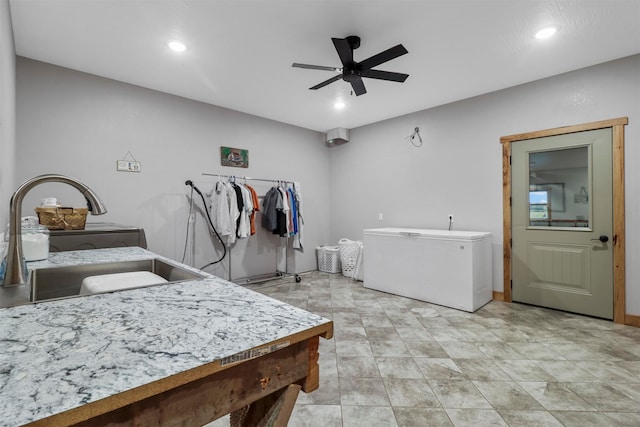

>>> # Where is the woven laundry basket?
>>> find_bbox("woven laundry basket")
[35,207,88,230]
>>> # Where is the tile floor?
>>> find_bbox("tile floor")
[207,271,640,427]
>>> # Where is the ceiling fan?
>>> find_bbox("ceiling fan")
[292,35,409,96]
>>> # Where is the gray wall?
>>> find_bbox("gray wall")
[0,0,15,230]
[15,57,330,278]
[11,49,640,316]
[329,55,640,315]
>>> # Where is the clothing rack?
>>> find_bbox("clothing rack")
[202,172,295,185]
[201,172,301,285]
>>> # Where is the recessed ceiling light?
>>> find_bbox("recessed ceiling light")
[334,102,345,110]
[168,40,186,52]
[535,27,557,40]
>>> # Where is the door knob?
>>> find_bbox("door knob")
[591,235,609,243]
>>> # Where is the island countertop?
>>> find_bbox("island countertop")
[0,247,333,426]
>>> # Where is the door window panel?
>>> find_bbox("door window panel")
[528,147,590,228]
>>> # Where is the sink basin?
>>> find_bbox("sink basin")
[30,258,207,302]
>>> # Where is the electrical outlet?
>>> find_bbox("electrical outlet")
[378,213,384,221]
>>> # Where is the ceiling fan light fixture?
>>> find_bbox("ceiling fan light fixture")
[535,27,557,40]
[168,40,187,52]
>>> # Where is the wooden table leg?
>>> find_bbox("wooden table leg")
[301,336,320,393]
[230,384,301,427]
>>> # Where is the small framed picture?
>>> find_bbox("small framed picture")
[221,146,249,168]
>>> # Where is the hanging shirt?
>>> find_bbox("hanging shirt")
[287,187,298,235]
[245,184,260,235]
[275,186,289,237]
[225,182,240,245]
[208,181,232,236]
[292,183,304,251]
[236,183,253,239]
[261,186,280,232]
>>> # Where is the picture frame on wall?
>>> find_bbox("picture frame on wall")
[221,146,249,168]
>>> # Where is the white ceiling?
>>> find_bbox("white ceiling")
[9,0,640,133]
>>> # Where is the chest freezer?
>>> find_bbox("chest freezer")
[363,228,493,312]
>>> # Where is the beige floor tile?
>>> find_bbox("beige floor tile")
[245,273,640,427]
[499,359,557,382]
[472,380,543,410]
[370,340,411,357]
[404,340,448,358]
[289,404,342,427]
[341,405,397,427]
[429,380,492,409]
[395,326,435,341]
[517,382,595,411]
[383,378,440,407]
[414,357,466,381]
[476,342,527,360]
[439,341,487,359]
[336,355,380,378]
[444,408,508,426]
[393,407,453,426]
[334,339,373,357]
[531,360,601,382]
[602,411,640,426]
[427,327,468,342]
[549,410,623,427]
[498,410,563,426]
[296,376,342,405]
[375,357,423,378]
[333,325,367,341]
[566,382,640,411]
[339,377,390,406]
[363,326,403,341]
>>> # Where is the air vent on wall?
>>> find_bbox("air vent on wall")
[326,128,350,147]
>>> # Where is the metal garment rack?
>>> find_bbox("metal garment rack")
[202,172,301,284]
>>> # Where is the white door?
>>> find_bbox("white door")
[511,128,613,319]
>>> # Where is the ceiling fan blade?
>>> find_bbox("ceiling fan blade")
[363,69,409,82]
[359,44,408,70]
[292,63,339,72]
[350,78,367,96]
[310,74,343,90]
[332,37,353,66]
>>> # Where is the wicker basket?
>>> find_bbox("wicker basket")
[35,207,88,230]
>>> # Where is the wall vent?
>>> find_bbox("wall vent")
[325,128,350,147]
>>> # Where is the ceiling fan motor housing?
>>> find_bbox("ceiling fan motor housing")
[346,35,361,50]
[343,69,362,82]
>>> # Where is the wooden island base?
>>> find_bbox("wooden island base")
[27,330,331,427]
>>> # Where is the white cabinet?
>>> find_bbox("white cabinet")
[363,228,493,312]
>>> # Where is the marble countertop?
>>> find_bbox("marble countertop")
[0,247,331,426]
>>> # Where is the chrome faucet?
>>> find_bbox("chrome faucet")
[2,174,107,287]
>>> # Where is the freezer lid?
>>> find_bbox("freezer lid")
[363,227,492,241]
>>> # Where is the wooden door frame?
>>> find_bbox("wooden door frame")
[500,117,628,324]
